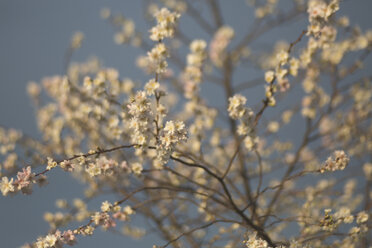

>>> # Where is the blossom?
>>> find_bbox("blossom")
[112,205,134,221]
[276,50,289,65]
[335,207,353,223]
[60,160,75,172]
[0,176,15,196]
[307,0,340,37]
[209,26,234,67]
[44,234,58,247]
[187,40,207,67]
[71,31,84,49]
[320,150,349,172]
[146,44,169,73]
[267,96,276,107]
[308,0,327,22]
[264,71,275,84]
[161,121,187,148]
[267,121,279,133]
[228,94,247,120]
[56,199,68,209]
[14,166,33,190]
[108,115,119,128]
[131,162,143,175]
[86,163,102,177]
[127,91,151,116]
[80,226,95,236]
[61,230,76,245]
[190,40,207,54]
[356,211,369,224]
[103,216,116,229]
[244,136,259,151]
[101,201,112,212]
[289,58,300,76]
[46,157,57,170]
[35,233,59,248]
[27,82,41,98]
[183,39,207,98]
[113,211,128,221]
[96,156,118,173]
[157,120,187,164]
[92,211,110,225]
[244,232,270,248]
[123,206,135,215]
[144,79,160,96]
[325,0,340,20]
[275,67,288,81]
[127,90,154,146]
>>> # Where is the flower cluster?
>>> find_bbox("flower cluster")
[263,47,298,107]
[228,94,254,134]
[47,157,58,170]
[157,120,187,164]
[356,211,369,224]
[243,232,270,248]
[227,94,258,151]
[320,150,349,173]
[228,94,249,120]
[13,166,34,194]
[150,8,180,41]
[1,166,35,196]
[319,207,370,236]
[209,26,234,67]
[183,39,207,99]
[91,212,116,230]
[244,135,260,151]
[91,202,135,231]
[127,91,153,146]
[85,156,118,177]
[144,78,160,96]
[34,230,77,248]
[307,0,339,36]
[300,0,341,68]
[33,201,135,247]
[0,127,23,174]
[147,43,169,74]
[60,160,75,172]
[298,1,346,120]
[320,208,336,231]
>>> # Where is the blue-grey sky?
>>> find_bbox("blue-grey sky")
[0,0,371,247]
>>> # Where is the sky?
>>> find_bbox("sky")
[0,0,371,247]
